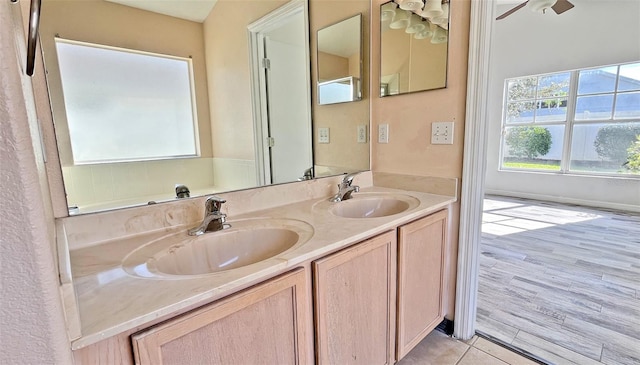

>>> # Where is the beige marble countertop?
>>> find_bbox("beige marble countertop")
[69,186,455,350]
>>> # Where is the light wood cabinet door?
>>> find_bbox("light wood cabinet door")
[396,209,448,360]
[313,231,396,365]
[132,268,310,365]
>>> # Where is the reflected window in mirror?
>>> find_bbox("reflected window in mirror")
[318,76,360,104]
[317,14,362,105]
[55,38,199,164]
[380,0,449,97]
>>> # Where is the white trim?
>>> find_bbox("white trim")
[247,0,309,185]
[561,72,579,171]
[484,189,640,213]
[454,0,494,341]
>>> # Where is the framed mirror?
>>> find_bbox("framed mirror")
[38,0,370,215]
[317,14,362,105]
[380,0,450,97]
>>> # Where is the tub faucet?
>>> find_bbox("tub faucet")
[188,196,228,236]
[175,184,190,199]
[298,167,313,181]
[330,172,360,202]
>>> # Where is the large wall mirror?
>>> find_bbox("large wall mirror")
[317,14,362,105]
[380,0,450,96]
[39,0,370,215]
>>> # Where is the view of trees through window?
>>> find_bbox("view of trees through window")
[501,62,640,176]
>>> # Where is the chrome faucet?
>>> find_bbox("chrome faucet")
[329,172,360,202]
[298,167,313,181]
[175,184,190,199]
[188,196,228,236]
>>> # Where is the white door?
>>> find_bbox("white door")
[263,34,312,184]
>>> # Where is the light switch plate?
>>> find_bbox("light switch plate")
[431,122,454,145]
[318,127,330,144]
[357,125,367,143]
[378,124,389,144]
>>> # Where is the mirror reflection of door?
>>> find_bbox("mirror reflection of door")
[251,3,313,185]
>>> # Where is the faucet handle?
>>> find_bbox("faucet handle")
[204,195,226,214]
[342,172,360,186]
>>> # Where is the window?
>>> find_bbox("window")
[500,62,640,176]
[55,39,199,164]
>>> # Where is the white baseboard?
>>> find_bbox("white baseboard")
[484,189,640,213]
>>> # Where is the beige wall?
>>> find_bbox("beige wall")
[203,0,287,161]
[381,26,448,93]
[318,51,360,82]
[372,0,471,319]
[311,0,370,174]
[406,31,448,92]
[348,52,360,79]
[318,51,350,81]
[0,2,73,363]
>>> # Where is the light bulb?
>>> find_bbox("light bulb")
[420,0,443,19]
[431,26,448,44]
[405,14,426,34]
[389,9,411,29]
[398,0,424,12]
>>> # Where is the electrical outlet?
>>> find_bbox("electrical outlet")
[431,122,454,145]
[378,124,389,144]
[357,125,367,143]
[318,127,330,144]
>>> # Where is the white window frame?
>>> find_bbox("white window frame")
[499,62,640,178]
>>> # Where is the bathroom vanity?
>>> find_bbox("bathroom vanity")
[62,174,455,364]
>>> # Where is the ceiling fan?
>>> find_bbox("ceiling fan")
[496,0,575,20]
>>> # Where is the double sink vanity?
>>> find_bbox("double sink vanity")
[27,0,458,362]
[60,172,456,364]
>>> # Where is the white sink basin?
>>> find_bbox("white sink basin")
[122,218,313,278]
[329,193,419,218]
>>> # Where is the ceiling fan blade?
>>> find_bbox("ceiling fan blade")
[552,0,575,14]
[496,1,529,20]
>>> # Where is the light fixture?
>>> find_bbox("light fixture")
[381,2,397,22]
[431,3,449,25]
[405,14,426,34]
[397,0,424,12]
[414,21,434,39]
[431,25,448,44]
[389,9,410,29]
[527,0,558,13]
[420,0,443,19]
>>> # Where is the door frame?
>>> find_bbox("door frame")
[248,0,310,185]
[454,0,495,340]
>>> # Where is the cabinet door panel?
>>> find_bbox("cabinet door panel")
[313,231,396,365]
[397,210,447,360]
[132,268,309,365]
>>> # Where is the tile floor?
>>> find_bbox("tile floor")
[477,196,640,365]
[398,330,540,365]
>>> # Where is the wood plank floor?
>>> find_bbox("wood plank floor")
[477,195,640,365]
